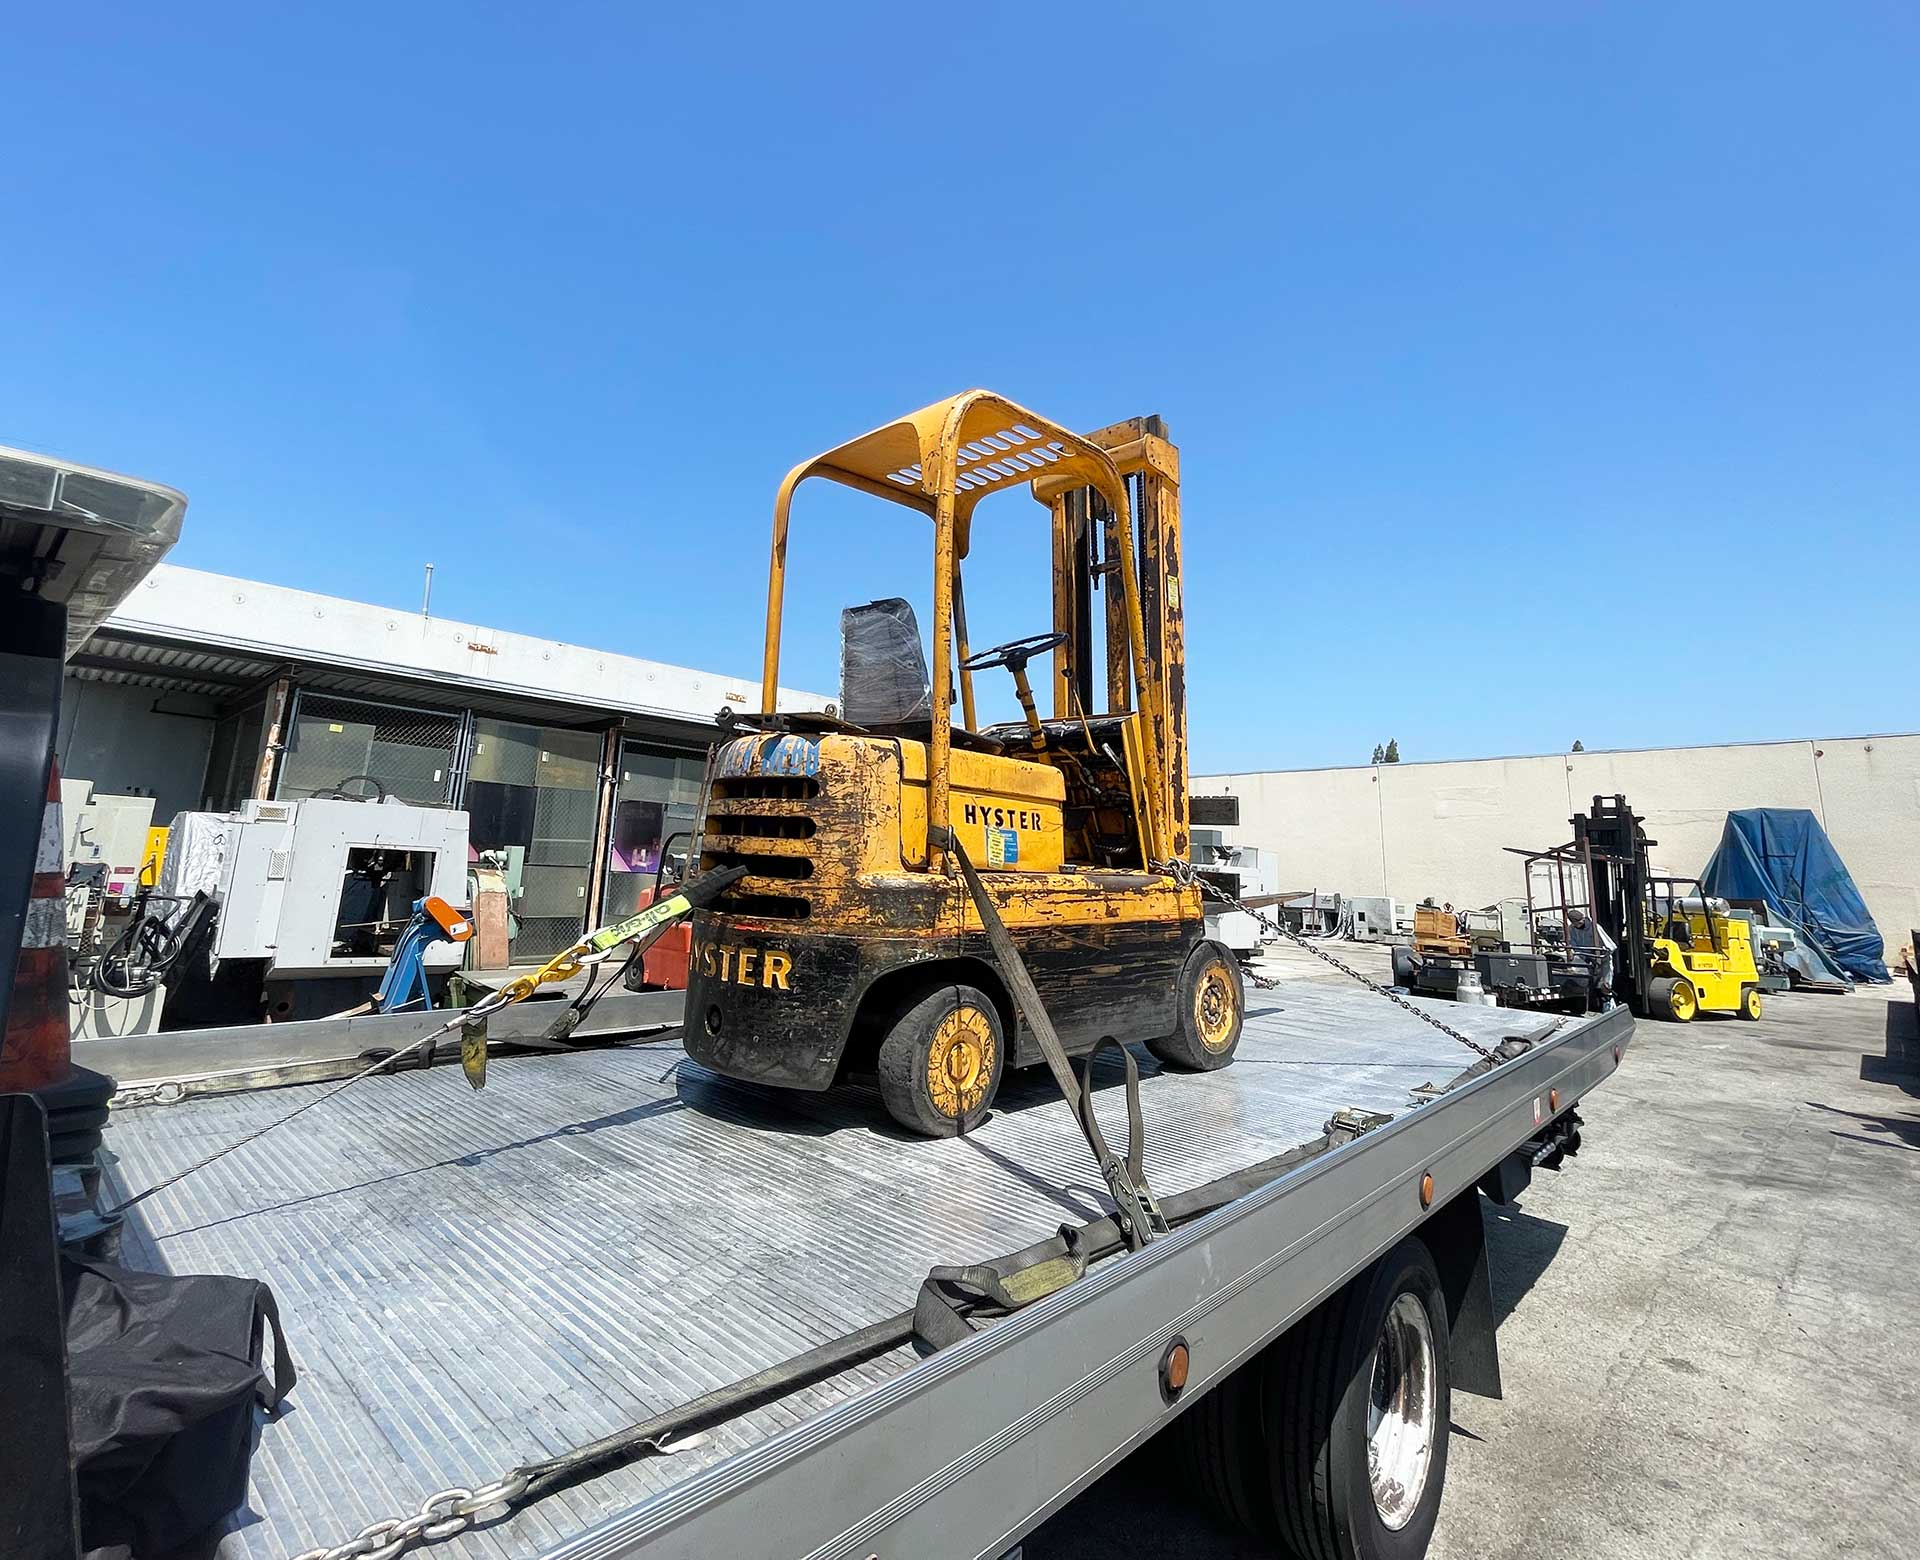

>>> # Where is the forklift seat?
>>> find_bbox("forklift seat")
[979,714,1134,756]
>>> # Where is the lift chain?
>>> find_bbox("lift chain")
[1161,861,1495,1062]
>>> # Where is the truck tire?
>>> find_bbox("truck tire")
[876,982,1006,1137]
[1647,975,1696,1022]
[1738,984,1763,1021]
[1174,1362,1273,1539]
[1261,1235,1452,1560]
[1149,942,1244,1071]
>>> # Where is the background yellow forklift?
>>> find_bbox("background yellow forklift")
[1577,795,1763,1023]
[677,391,1243,1134]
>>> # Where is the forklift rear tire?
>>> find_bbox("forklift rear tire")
[1648,976,1697,1022]
[876,982,1007,1137]
[1738,984,1763,1021]
[1149,942,1244,1071]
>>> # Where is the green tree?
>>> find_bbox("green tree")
[1383,739,1400,763]
[1371,743,1385,764]
[1571,739,1585,752]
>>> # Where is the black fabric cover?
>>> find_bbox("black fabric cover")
[840,598,932,727]
[63,1255,295,1556]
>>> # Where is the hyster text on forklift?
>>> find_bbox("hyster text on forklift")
[680,391,1245,1134]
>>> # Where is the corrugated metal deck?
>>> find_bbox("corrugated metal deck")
[104,982,1558,1559]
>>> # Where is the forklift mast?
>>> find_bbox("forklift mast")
[1574,794,1655,1013]
[755,391,1185,871]
[1041,416,1189,862]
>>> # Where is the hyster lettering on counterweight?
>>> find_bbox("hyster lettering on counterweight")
[694,938,794,990]
[961,801,1044,831]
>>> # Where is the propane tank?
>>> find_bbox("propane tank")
[1454,968,1497,1007]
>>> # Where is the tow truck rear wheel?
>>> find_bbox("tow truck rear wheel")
[1179,1236,1452,1560]
[1149,942,1244,1071]
[876,982,1006,1137]
[1267,1236,1451,1559]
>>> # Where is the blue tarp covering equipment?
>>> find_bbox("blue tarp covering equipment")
[1699,809,1891,985]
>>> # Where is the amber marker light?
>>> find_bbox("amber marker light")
[1160,1337,1191,1402]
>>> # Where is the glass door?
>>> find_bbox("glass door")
[603,744,705,919]
[467,718,603,962]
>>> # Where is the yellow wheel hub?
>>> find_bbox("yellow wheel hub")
[928,1006,996,1118]
[1670,981,1697,1020]
[1195,962,1239,1052]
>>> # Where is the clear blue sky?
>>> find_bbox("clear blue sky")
[6,3,1914,772]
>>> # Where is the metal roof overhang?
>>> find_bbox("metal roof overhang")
[0,446,186,656]
[67,631,716,745]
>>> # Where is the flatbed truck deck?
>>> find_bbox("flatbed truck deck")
[102,976,1631,1560]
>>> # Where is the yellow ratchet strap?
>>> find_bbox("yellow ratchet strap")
[488,891,697,1008]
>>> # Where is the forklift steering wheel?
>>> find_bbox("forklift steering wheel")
[962,631,1069,674]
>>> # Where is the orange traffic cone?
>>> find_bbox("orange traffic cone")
[1,760,113,1162]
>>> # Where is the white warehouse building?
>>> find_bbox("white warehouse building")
[58,563,826,964]
[1196,735,1920,954]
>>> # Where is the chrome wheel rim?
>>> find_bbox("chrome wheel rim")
[1367,1293,1437,1530]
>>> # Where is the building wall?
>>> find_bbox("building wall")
[57,677,217,821]
[1197,733,1920,950]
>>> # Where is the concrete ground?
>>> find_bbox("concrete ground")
[1031,953,1920,1559]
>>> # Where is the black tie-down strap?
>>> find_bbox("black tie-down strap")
[912,831,1173,1354]
[1076,1036,1155,1217]
[936,829,1170,1250]
[914,1224,1092,1353]
[910,1045,1155,1354]
[910,1045,1158,1353]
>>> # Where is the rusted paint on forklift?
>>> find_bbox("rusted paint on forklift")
[687,392,1235,1133]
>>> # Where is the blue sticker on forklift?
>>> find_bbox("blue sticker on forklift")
[717,734,820,779]
[762,736,821,776]
[986,826,1019,867]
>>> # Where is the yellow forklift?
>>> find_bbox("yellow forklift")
[1577,795,1763,1023]
[1643,885,1764,1021]
[679,391,1244,1134]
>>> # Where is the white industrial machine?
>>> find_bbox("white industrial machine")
[161,797,470,981]
[1280,892,1344,937]
[112,798,473,1026]
[62,780,158,897]
[1345,895,1413,943]
[1466,897,1532,952]
[1190,828,1280,958]
[62,780,168,1041]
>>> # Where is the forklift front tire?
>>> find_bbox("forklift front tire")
[1150,943,1245,1071]
[1648,976,1696,1023]
[876,982,1007,1137]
